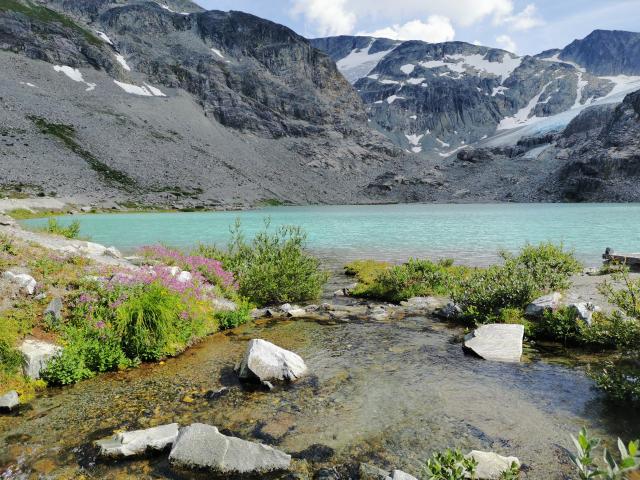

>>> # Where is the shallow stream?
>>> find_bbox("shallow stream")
[2,312,638,479]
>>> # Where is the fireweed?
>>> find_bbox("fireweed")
[139,245,236,292]
[43,259,241,385]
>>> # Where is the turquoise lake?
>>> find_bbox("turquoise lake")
[23,203,640,266]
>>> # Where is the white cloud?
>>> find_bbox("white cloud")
[495,34,517,52]
[358,15,455,43]
[473,39,483,46]
[291,0,516,36]
[498,4,544,31]
[291,0,356,36]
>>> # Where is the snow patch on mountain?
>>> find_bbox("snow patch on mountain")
[337,40,397,83]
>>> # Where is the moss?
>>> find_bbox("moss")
[258,198,286,207]
[28,116,137,190]
[0,0,101,46]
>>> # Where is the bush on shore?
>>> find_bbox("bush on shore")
[196,220,328,307]
[41,218,81,239]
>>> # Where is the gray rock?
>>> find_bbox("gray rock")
[19,339,62,379]
[467,450,520,479]
[569,302,601,326]
[368,305,389,321]
[237,339,308,383]
[2,271,37,295]
[44,297,63,323]
[169,423,291,474]
[286,307,307,318]
[359,463,392,480]
[0,390,19,412]
[435,302,462,319]
[104,246,122,258]
[251,308,270,319]
[463,324,524,362]
[96,423,180,458]
[212,298,238,312]
[525,292,562,317]
[392,470,418,480]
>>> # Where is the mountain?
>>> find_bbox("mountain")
[310,31,640,158]
[539,30,640,76]
[0,0,399,207]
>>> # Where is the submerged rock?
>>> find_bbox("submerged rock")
[169,423,291,474]
[463,324,524,362]
[2,271,37,295]
[280,303,306,317]
[96,423,179,458]
[0,391,19,412]
[525,292,562,317]
[19,339,62,379]
[467,450,520,479]
[237,339,308,383]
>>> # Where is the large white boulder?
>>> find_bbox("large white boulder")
[19,339,62,379]
[463,324,524,362]
[2,271,37,295]
[525,292,562,317]
[169,423,291,474]
[467,451,520,479]
[96,423,180,457]
[237,339,308,383]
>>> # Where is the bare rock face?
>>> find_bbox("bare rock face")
[169,423,291,474]
[96,423,180,458]
[19,339,62,379]
[463,324,524,363]
[237,339,308,383]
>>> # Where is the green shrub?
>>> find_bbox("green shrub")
[41,218,81,239]
[535,306,582,345]
[501,242,582,291]
[0,340,23,375]
[352,258,466,303]
[82,330,131,373]
[569,427,640,479]
[41,346,93,386]
[113,283,190,361]
[580,312,640,350]
[591,361,640,404]
[454,243,580,325]
[201,220,328,307]
[215,300,252,330]
[423,448,478,480]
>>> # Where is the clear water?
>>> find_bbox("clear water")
[23,203,640,266]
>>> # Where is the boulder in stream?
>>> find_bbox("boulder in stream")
[237,339,308,383]
[569,302,601,326]
[525,292,562,317]
[96,423,180,458]
[467,450,520,479]
[0,391,19,412]
[19,339,62,379]
[169,423,291,474]
[463,324,524,362]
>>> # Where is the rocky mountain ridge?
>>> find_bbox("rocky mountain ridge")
[0,0,399,206]
[311,31,640,159]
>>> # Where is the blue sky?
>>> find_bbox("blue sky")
[194,0,640,55]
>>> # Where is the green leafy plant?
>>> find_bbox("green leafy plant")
[535,306,582,345]
[41,345,93,386]
[568,428,640,479]
[215,299,253,330]
[0,233,17,255]
[352,258,467,303]
[499,462,521,479]
[423,448,478,480]
[41,218,81,239]
[201,220,328,307]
